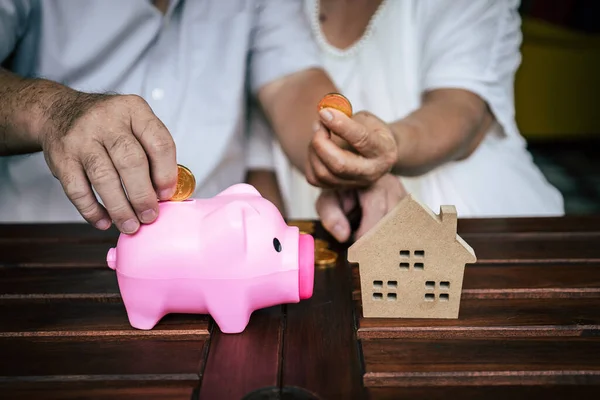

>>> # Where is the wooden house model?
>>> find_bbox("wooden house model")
[347,195,477,319]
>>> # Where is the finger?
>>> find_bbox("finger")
[355,186,389,240]
[80,148,140,234]
[309,145,366,188]
[312,126,376,183]
[318,108,383,158]
[306,139,345,188]
[104,131,159,225]
[316,189,351,243]
[56,160,112,230]
[127,95,178,200]
[304,153,319,187]
[341,189,357,213]
[386,175,407,207]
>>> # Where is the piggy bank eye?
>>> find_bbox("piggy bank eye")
[273,238,282,252]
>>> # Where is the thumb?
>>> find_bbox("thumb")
[316,189,351,243]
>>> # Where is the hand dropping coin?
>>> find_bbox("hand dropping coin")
[170,164,196,201]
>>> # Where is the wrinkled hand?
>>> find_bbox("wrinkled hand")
[41,94,178,234]
[316,173,407,243]
[306,109,398,189]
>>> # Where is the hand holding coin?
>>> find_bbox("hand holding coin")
[307,92,399,189]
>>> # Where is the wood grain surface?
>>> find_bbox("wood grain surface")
[1,216,599,399]
[0,225,206,399]
[352,215,600,397]
[281,224,365,400]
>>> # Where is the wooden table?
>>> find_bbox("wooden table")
[1,216,599,399]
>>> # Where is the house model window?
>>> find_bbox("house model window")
[347,195,477,319]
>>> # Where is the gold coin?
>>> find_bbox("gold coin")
[318,93,353,118]
[170,164,196,201]
[314,239,328,250]
[315,248,338,266]
[289,220,314,234]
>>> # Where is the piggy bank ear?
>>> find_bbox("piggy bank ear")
[216,184,262,198]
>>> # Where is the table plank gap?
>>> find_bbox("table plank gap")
[367,385,600,400]
[0,384,197,400]
[0,338,206,380]
[363,370,600,387]
[281,227,366,400]
[197,306,284,399]
[0,301,210,339]
[361,337,600,388]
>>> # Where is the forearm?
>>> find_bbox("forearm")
[0,67,79,156]
[257,68,337,174]
[390,89,493,176]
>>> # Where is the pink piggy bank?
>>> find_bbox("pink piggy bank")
[106,183,314,334]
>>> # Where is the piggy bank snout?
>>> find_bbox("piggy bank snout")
[298,233,315,300]
[107,247,117,270]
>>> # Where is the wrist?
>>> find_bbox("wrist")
[37,83,110,151]
[11,77,80,150]
[389,120,420,175]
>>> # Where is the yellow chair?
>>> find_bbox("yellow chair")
[515,17,600,139]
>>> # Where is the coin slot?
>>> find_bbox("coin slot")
[440,293,449,301]
[400,250,410,257]
[414,250,425,257]
[373,292,383,300]
[165,199,195,204]
[440,281,450,289]
[425,281,435,289]
[399,262,409,270]
[387,293,397,301]
[424,293,435,301]
[373,280,383,288]
[414,263,424,270]
[387,281,397,288]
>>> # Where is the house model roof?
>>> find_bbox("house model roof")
[347,195,477,319]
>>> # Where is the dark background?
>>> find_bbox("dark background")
[516,0,600,214]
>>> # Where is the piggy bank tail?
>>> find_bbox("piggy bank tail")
[106,248,117,270]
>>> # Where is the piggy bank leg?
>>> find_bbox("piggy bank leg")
[208,303,252,334]
[211,311,251,334]
[126,307,164,330]
[117,274,165,330]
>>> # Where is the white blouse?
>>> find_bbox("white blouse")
[248,0,565,219]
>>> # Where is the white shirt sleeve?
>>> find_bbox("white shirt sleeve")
[419,0,522,139]
[248,0,323,94]
[0,0,32,62]
[245,100,276,170]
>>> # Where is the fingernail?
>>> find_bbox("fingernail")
[319,109,333,121]
[333,223,346,239]
[312,121,321,132]
[95,219,111,230]
[122,219,139,234]
[159,188,175,200]
[140,209,156,223]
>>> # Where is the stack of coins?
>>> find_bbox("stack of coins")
[170,164,196,201]
[314,240,337,267]
[288,220,338,267]
[288,221,315,235]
